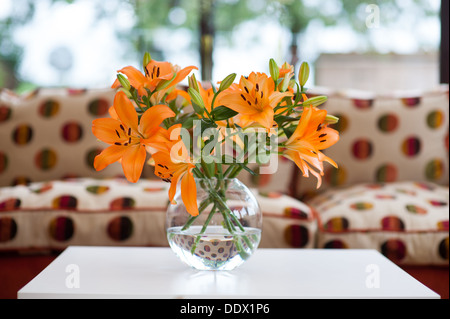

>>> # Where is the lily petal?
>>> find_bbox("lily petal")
[115,66,148,90]
[92,118,128,145]
[94,145,127,171]
[171,65,198,88]
[113,91,139,134]
[121,144,147,183]
[139,104,175,137]
[181,167,198,216]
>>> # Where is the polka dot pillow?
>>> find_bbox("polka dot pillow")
[256,190,316,249]
[0,88,123,187]
[308,181,449,265]
[293,85,449,199]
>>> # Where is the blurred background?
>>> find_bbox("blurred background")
[0,0,446,94]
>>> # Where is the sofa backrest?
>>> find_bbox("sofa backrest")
[0,88,124,187]
[237,85,449,200]
[293,85,449,199]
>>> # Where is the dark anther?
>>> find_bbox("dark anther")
[114,142,122,146]
[319,133,327,138]
[244,86,249,94]
[241,94,246,101]
[115,130,121,138]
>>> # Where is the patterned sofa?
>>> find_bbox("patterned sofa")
[0,85,448,298]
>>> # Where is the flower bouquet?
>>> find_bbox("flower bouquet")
[92,53,339,270]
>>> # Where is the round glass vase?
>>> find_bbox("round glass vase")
[166,178,262,271]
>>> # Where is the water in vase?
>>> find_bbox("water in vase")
[167,225,261,271]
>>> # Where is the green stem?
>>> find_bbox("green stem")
[228,166,244,179]
[181,197,212,231]
[190,203,217,254]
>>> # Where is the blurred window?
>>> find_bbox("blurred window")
[0,0,442,93]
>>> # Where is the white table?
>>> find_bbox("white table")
[18,246,440,299]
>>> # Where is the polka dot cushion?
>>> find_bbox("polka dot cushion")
[308,181,449,265]
[0,88,123,187]
[0,178,316,251]
[293,85,449,199]
[236,156,296,197]
[256,190,316,249]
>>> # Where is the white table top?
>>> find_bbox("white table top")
[18,246,439,299]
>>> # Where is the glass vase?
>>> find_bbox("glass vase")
[166,178,262,271]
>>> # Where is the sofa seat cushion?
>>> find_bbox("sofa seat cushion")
[256,191,317,249]
[0,178,170,250]
[0,178,316,251]
[308,181,449,265]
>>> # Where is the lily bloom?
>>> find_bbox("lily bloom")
[151,130,199,216]
[112,59,197,98]
[92,91,175,183]
[220,72,292,130]
[282,106,339,188]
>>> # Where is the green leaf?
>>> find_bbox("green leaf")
[282,125,296,140]
[181,116,195,129]
[211,105,238,121]
[198,118,218,135]
[274,115,298,127]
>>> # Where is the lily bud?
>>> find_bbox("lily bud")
[218,73,236,92]
[302,95,328,107]
[143,52,152,69]
[269,58,279,83]
[299,62,310,88]
[188,87,205,109]
[188,74,200,93]
[117,74,131,91]
[118,87,132,99]
[279,75,290,92]
[325,114,339,125]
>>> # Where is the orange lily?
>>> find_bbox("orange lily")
[92,91,175,183]
[282,106,339,188]
[151,129,198,216]
[112,59,197,99]
[220,72,292,130]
